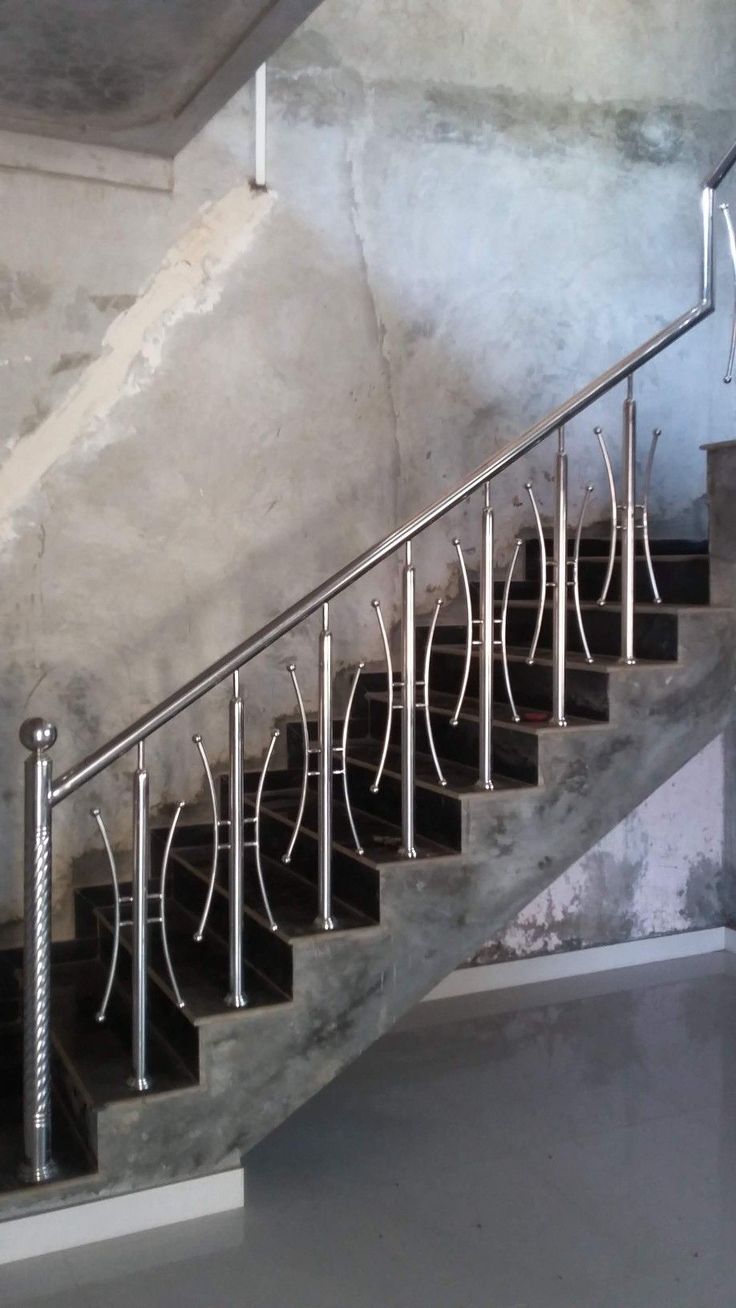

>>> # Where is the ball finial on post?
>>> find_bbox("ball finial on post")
[20,719,57,754]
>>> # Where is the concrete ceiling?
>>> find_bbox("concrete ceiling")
[0,0,323,158]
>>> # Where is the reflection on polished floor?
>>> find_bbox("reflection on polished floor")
[3,952,736,1308]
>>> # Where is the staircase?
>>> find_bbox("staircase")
[1,138,736,1225]
[1,511,735,1220]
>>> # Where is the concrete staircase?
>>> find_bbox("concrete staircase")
[1,478,733,1221]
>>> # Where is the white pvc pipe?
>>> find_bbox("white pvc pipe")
[255,63,267,187]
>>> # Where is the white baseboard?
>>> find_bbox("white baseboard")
[425,927,735,1001]
[0,1168,244,1265]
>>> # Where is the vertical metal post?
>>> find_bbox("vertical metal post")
[227,670,247,1007]
[401,542,417,857]
[19,719,58,1183]
[621,375,637,665]
[128,741,151,1092]
[315,604,336,929]
[478,483,494,790]
[551,427,568,727]
[254,64,267,188]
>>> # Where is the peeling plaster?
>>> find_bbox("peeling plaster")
[343,81,402,529]
[474,736,726,964]
[0,182,276,542]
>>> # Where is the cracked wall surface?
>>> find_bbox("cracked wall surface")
[0,0,733,963]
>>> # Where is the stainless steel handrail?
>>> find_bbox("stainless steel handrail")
[20,135,736,1189]
[48,144,734,808]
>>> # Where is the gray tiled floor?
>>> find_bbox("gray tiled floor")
[5,952,736,1308]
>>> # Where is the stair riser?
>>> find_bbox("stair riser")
[50,1044,97,1160]
[526,537,708,560]
[0,1026,21,1083]
[345,759,463,848]
[224,781,384,917]
[522,555,709,605]
[502,604,679,660]
[95,915,201,1078]
[166,850,294,997]
[429,650,610,721]
[257,808,381,918]
[368,698,539,781]
[49,962,123,1156]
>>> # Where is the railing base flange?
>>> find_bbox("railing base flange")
[126,1075,152,1093]
[19,1159,59,1186]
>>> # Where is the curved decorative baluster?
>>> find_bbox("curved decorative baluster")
[192,734,220,942]
[340,663,366,853]
[159,802,186,1009]
[594,426,617,606]
[90,807,121,1024]
[720,203,736,383]
[500,540,523,723]
[451,539,473,726]
[252,730,280,930]
[525,483,547,665]
[283,664,309,864]
[572,486,595,664]
[640,427,662,604]
[370,600,394,793]
[422,598,447,786]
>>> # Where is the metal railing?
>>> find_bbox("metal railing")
[17,137,736,1185]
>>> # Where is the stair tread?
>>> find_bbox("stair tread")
[431,643,677,671]
[260,789,455,862]
[88,890,288,1022]
[170,845,373,938]
[498,597,714,614]
[346,739,530,794]
[524,536,708,553]
[366,686,599,731]
[51,958,195,1109]
[518,551,709,562]
[575,552,708,562]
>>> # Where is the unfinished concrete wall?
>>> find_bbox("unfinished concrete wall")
[475,737,725,964]
[0,0,733,949]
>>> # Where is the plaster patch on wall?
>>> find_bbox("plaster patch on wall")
[470,736,725,965]
[0,265,52,321]
[0,182,276,542]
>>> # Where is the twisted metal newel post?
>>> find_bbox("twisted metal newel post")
[19,717,59,1184]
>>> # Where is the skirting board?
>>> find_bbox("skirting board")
[0,1168,244,1265]
[424,927,736,1001]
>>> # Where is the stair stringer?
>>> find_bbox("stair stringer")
[3,603,733,1222]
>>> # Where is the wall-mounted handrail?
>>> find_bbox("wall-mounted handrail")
[48,142,736,808]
